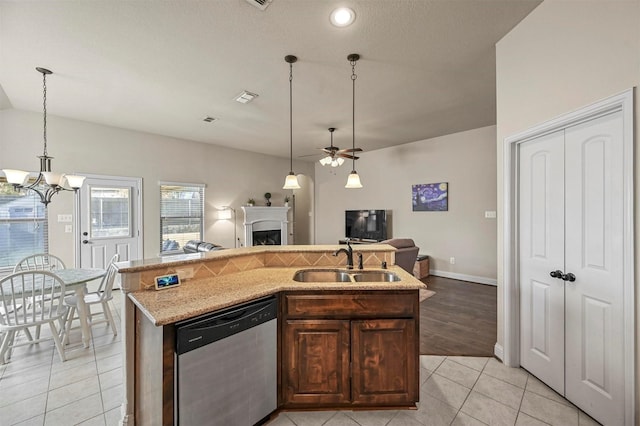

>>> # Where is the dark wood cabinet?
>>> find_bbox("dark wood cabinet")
[283,319,351,405]
[281,291,419,408]
[351,319,416,405]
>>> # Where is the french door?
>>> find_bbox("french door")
[519,111,625,425]
[76,175,142,273]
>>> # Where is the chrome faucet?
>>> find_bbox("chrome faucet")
[333,239,354,269]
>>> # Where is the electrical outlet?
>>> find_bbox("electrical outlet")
[449,257,456,264]
[176,267,195,280]
[484,211,497,219]
[64,225,72,233]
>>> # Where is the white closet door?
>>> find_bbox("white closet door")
[519,130,566,395]
[564,111,625,425]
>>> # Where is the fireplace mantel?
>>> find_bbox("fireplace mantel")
[241,206,289,246]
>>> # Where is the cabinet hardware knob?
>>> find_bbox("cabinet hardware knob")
[561,272,576,282]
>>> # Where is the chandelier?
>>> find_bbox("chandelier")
[2,67,85,206]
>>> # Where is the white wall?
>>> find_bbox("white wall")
[496,0,640,418]
[0,109,314,266]
[315,125,497,282]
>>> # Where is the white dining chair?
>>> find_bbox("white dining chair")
[13,253,66,272]
[13,253,68,340]
[64,254,120,344]
[0,271,68,364]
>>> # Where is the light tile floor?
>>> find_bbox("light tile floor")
[1,292,601,426]
[268,356,602,426]
[0,291,123,425]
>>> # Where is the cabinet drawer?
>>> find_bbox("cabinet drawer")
[284,292,417,318]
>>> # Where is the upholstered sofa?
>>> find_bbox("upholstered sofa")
[380,238,419,273]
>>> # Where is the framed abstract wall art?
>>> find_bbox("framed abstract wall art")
[412,182,448,211]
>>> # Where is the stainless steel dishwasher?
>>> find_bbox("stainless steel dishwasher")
[175,296,277,426]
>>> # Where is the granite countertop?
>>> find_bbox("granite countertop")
[115,244,395,273]
[129,265,425,326]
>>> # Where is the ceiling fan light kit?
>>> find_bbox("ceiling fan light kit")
[318,127,359,168]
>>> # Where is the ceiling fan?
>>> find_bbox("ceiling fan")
[318,127,362,167]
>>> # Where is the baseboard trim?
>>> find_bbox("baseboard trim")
[429,269,497,286]
[494,343,504,361]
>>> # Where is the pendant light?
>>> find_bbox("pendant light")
[282,55,301,190]
[2,67,85,205]
[345,54,363,188]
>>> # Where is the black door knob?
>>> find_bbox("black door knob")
[82,240,89,244]
[82,231,88,236]
[562,273,576,282]
[550,270,563,279]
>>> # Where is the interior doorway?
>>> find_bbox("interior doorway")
[502,90,634,425]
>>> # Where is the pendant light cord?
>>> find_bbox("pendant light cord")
[289,62,293,173]
[42,71,48,156]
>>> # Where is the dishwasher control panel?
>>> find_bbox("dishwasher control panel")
[175,296,277,355]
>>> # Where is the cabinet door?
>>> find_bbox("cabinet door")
[351,319,417,405]
[283,319,351,406]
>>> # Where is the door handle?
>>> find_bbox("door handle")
[550,270,563,279]
[82,240,90,244]
[561,272,576,282]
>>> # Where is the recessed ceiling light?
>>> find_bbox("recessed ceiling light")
[234,90,259,104]
[330,7,356,27]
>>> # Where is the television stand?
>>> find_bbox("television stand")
[338,238,379,245]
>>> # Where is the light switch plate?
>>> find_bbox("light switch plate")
[57,214,72,223]
[484,211,497,219]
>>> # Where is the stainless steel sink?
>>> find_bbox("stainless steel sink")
[292,269,352,282]
[352,271,400,282]
[292,269,400,283]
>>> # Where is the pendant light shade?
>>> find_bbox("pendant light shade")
[345,171,363,188]
[283,55,301,190]
[345,54,363,189]
[283,172,300,189]
[1,67,85,205]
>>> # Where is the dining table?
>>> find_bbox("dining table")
[53,268,106,348]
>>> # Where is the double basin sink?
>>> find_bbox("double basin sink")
[293,269,400,283]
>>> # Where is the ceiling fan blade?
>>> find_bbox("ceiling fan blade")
[337,154,360,160]
[339,147,363,153]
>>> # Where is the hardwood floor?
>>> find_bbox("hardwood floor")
[419,275,497,356]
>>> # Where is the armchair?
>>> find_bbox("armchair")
[380,238,419,274]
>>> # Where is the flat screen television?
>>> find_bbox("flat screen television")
[345,210,388,242]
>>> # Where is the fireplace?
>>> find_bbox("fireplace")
[252,230,282,246]
[241,206,289,246]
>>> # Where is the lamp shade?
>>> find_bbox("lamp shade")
[345,171,363,188]
[283,173,301,189]
[218,208,233,220]
[2,169,30,185]
[64,175,86,189]
[42,172,64,186]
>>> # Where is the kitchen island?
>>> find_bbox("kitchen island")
[115,245,426,425]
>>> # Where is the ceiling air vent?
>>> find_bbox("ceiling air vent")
[245,0,272,11]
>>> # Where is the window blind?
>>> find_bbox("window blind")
[0,184,48,271]
[159,183,205,254]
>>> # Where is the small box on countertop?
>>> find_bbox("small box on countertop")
[413,255,429,279]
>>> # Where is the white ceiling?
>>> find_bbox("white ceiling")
[0,0,541,160]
